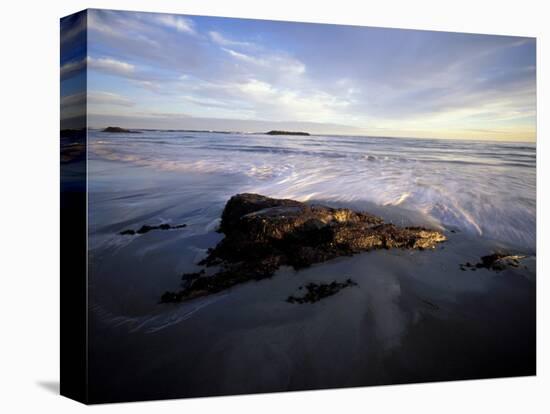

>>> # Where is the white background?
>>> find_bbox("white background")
[0,0,548,412]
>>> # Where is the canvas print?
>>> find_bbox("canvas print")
[60,9,536,404]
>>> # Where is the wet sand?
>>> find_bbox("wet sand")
[87,166,535,402]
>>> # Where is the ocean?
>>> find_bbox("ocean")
[89,130,536,250]
[86,129,536,401]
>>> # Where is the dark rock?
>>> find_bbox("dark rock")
[266,130,310,136]
[161,193,446,303]
[181,270,206,290]
[136,225,153,234]
[460,253,526,272]
[286,279,357,304]
[119,223,186,235]
[102,126,141,133]
[160,291,184,304]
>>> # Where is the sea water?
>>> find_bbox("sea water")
[89,130,535,250]
[86,130,536,401]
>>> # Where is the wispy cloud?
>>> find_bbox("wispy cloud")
[60,58,86,80]
[154,14,196,35]
[60,92,87,107]
[222,48,306,76]
[61,91,135,108]
[88,91,135,107]
[88,57,135,76]
[209,31,254,48]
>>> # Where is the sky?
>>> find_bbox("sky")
[61,9,536,141]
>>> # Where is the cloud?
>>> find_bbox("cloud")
[222,48,257,63]
[61,91,135,108]
[154,14,196,35]
[179,78,351,122]
[209,31,254,48]
[60,12,86,47]
[80,9,536,140]
[221,48,306,81]
[60,92,86,108]
[129,79,164,93]
[235,79,351,121]
[88,57,135,76]
[87,9,204,73]
[61,56,137,81]
[60,92,86,122]
[60,58,86,80]
[88,91,135,107]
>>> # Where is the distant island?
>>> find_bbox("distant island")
[265,130,310,136]
[102,126,141,133]
[98,127,311,136]
[163,129,310,136]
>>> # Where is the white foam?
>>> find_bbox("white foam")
[91,294,228,334]
[89,131,536,251]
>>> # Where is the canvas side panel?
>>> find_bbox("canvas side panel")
[60,9,88,404]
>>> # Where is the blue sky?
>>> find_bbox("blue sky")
[61,9,536,140]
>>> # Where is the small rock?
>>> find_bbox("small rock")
[460,253,527,272]
[119,223,186,236]
[286,279,358,304]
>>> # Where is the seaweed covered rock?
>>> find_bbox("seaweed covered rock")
[286,279,358,304]
[161,194,446,303]
[460,253,527,272]
[119,223,186,235]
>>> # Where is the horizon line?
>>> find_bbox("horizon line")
[83,125,537,144]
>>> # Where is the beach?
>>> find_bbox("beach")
[86,129,536,402]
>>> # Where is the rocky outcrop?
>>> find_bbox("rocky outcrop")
[102,126,140,133]
[265,130,310,136]
[160,193,446,303]
[460,253,527,272]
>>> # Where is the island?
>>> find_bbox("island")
[265,130,310,136]
[102,126,141,133]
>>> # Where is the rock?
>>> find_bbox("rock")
[286,279,358,304]
[160,291,184,303]
[460,253,527,272]
[102,126,141,133]
[119,223,186,235]
[265,130,310,136]
[161,193,446,303]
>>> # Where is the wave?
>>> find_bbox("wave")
[88,131,536,250]
[90,294,228,333]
